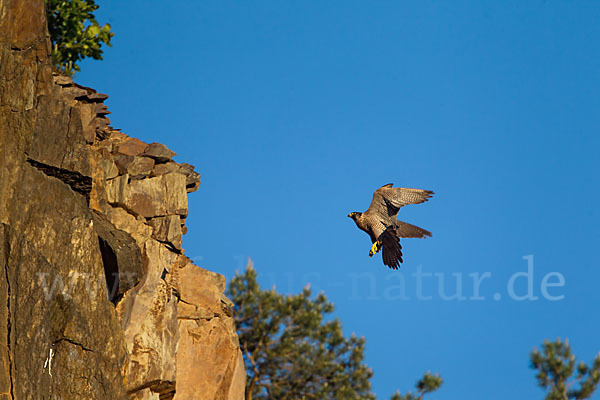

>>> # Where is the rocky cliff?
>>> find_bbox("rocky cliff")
[0,1,245,398]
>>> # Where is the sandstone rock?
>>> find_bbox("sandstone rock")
[130,388,161,399]
[175,262,226,314]
[127,156,155,179]
[92,211,144,303]
[62,84,93,101]
[116,240,180,396]
[94,115,111,131]
[53,74,73,86]
[96,138,114,153]
[100,157,119,180]
[110,130,129,142]
[107,173,188,218]
[177,302,215,320]
[179,163,201,193]
[0,0,48,50]
[94,102,110,115]
[106,174,129,205]
[143,142,177,163]
[171,262,245,399]
[79,102,98,143]
[29,95,93,175]
[0,170,128,398]
[181,217,188,235]
[174,319,245,400]
[228,350,247,400]
[116,137,148,156]
[127,173,189,218]
[151,161,180,177]
[114,153,135,174]
[105,206,153,244]
[150,162,200,193]
[87,92,109,102]
[149,215,183,249]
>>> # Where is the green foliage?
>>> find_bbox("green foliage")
[45,0,113,75]
[390,372,443,400]
[530,338,600,400]
[227,262,376,400]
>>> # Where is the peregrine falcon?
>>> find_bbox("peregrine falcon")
[348,184,433,269]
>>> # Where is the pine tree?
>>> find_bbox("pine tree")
[227,262,376,400]
[530,338,600,400]
[390,372,443,400]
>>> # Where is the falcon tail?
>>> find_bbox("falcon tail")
[379,226,403,270]
[394,221,432,238]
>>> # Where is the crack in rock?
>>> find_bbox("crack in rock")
[26,158,92,199]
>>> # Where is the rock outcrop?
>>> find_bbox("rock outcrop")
[0,1,245,398]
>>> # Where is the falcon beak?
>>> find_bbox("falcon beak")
[347,213,352,218]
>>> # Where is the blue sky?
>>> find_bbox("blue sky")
[79,1,600,398]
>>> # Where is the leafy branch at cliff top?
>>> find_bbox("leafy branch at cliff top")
[45,0,114,75]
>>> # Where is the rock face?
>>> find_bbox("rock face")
[0,1,245,399]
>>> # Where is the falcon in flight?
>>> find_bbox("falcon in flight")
[348,184,433,269]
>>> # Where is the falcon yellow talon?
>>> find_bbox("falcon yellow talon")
[369,242,379,257]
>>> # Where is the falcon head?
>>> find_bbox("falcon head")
[347,212,362,221]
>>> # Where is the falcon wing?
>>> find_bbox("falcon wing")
[380,226,403,269]
[366,183,434,218]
